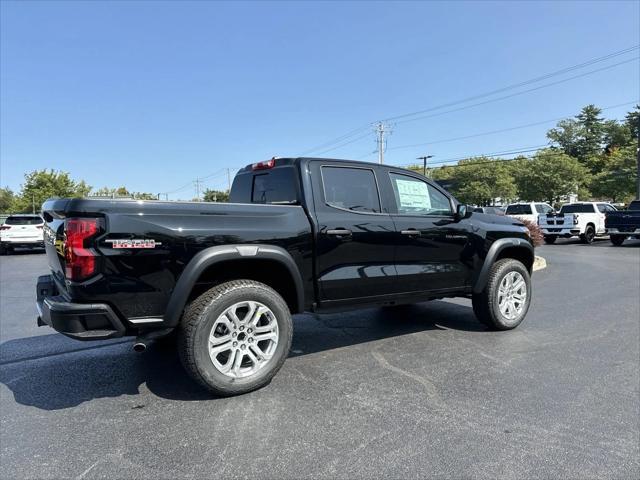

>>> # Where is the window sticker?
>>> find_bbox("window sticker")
[395,179,431,210]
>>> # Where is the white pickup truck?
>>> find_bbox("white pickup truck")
[538,202,617,244]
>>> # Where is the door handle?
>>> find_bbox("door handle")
[401,229,421,236]
[326,229,352,236]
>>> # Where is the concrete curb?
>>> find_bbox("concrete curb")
[533,255,547,271]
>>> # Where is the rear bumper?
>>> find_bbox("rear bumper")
[606,227,640,235]
[1,238,44,248]
[540,228,580,236]
[36,275,125,340]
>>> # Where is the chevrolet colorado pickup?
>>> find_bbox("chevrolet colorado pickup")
[606,199,640,245]
[37,157,535,396]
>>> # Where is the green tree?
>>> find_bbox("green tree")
[132,192,158,200]
[202,189,229,202]
[624,105,639,140]
[428,157,516,205]
[602,120,633,153]
[0,187,15,213]
[92,186,131,198]
[12,170,91,213]
[547,104,607,163]
[589,145,637,203]
[516,149,589,204]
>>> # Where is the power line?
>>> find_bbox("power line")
[299,124,372,156]
[382,45,638,123]
[393,57,639,126]
[393,145,549,169]
[297,46,638,155]
[387,100,639,151]
[311,130,374,156]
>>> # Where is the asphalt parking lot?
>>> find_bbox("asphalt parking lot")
[1,239,639,479]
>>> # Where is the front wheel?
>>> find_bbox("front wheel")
[178,280,293,396]
[543,235,557,244]
[610,235,626,246]
[580,225,595,244]
[472,258,532,330]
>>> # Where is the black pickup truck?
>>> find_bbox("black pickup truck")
[605,199,640,245]
[37,157,535,395]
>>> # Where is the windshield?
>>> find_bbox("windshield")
[628,200,640,211]
[560,204,595,214]
[5,216,43,225]
[506,204,532,215]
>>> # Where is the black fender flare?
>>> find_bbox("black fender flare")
[163,244,305,327]
[472,238,534,294]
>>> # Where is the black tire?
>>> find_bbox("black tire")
[178,279,293,396]
[580,225,595,244]
[543,235,557,244]
[0,243,6,255]
[610,235,626,246]
[472,258,531,331]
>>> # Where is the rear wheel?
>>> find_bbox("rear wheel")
[543,235,557,244]
[472,258,531,330]
[610,235,626,246]
[0,243,9,255]
[580,225,595,244]
[178,280,292,396]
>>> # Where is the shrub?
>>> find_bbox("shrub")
[519,219,544,247]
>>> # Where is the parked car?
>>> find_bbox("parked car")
[36,157,535,396]
[473,206,505,216]
[0,214,45,254]
[538,202,616,244]
[505,202,554,223]
[605,199,640,246]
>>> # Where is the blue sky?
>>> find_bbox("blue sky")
[1,0,639,199]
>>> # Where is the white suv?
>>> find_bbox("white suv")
[0,214,45,254]
[505,202,554,223]
[538,202,616,244]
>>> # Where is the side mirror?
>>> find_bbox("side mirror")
[455,204,470,220]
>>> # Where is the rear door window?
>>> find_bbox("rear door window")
[321,166,381,213]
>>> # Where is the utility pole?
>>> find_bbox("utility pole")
[417,155,434,177]
[636,135,639,199]
[375,122,392,164]
[194,178,202,202]
[32,195,35,214]
[227,168,232,192]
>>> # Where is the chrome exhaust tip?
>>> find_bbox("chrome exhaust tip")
[133,342,147,353]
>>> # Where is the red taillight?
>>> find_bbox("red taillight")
[252,158,276,170]
[37,225,44,229]
[64,218,100,281]
[0,226,10,230]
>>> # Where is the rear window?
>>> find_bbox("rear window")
[229,167,299,204]
[506,204,532,215]
[5,216,43,225]
[560,204,595,214]
[322,166,381,213]
[628,200,640,211]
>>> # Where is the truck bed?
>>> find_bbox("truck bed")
[41,198,314,321]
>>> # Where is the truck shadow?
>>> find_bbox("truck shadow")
[0,300,482,410]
